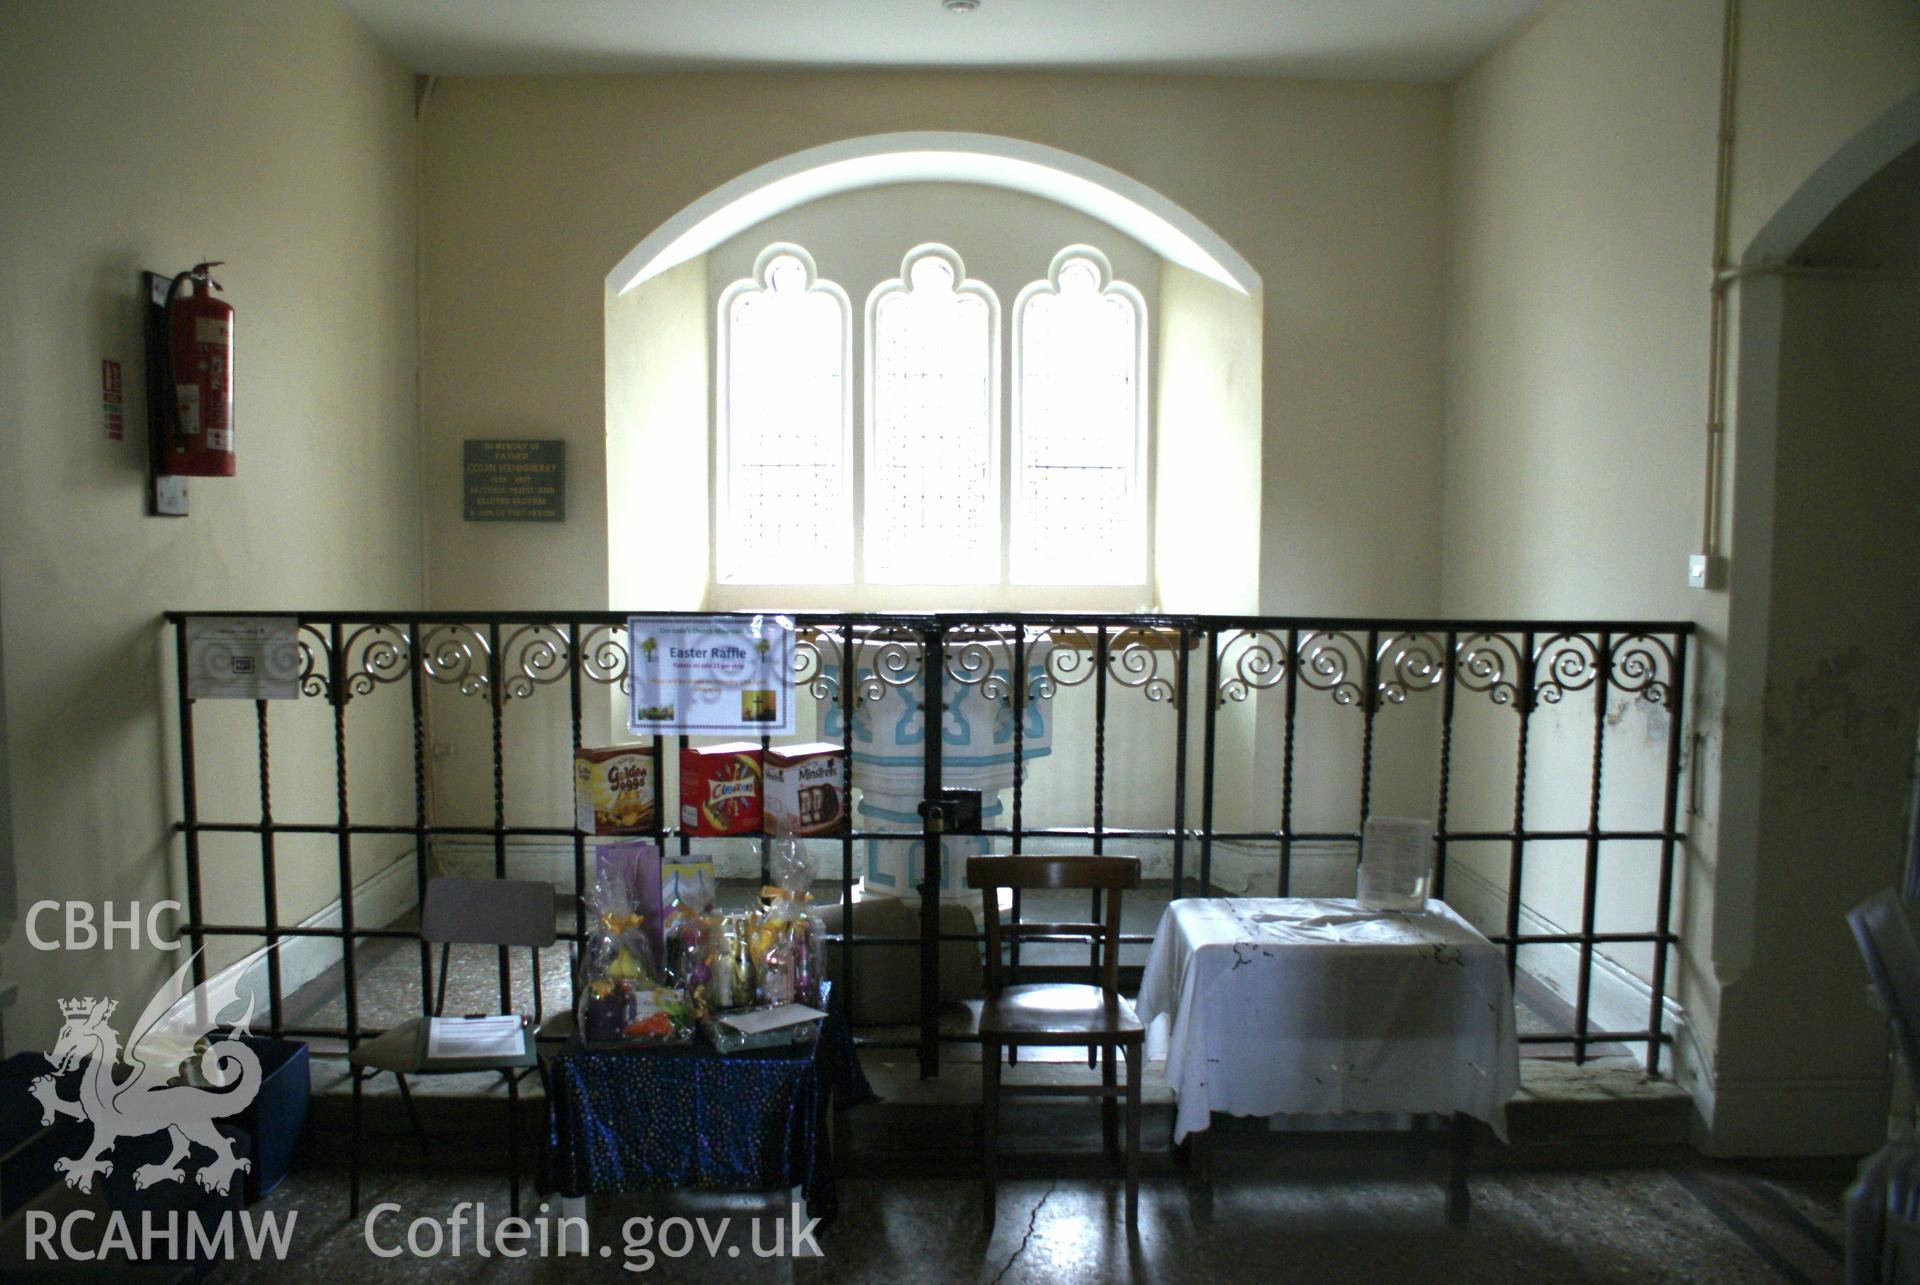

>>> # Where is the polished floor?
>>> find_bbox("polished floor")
[207,1155,1846,1283]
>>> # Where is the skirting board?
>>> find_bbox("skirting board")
[208,853,421,1010]
[1442,860,1688,1071]
[1702,1072,1890,1157]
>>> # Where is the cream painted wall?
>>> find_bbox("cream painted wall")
[420,71,1446,622]
[1444,0,1920,1151]
[0,0,421,1053]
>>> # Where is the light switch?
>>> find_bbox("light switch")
[1687,553,1724,590]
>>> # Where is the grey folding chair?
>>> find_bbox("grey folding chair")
[348,876,554,1218]
[1845,889,1920,1283]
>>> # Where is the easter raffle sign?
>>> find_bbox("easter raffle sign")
[627,614,795,735]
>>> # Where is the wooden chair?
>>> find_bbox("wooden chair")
[347,877,552,1218]
[967,854,1144,1232]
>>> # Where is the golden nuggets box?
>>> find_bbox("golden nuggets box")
[763,742,847,836]
[574,746,657,835]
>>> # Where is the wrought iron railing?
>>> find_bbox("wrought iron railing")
[163,611,1691,1076]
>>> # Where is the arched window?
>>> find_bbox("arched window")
[716,244,852,583]
[865,245,1001,584]
[1012,247,1147,585]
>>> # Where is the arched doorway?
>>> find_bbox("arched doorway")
[1712,91,1920,1153]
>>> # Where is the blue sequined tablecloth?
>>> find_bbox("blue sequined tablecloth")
[541,997,872,1221]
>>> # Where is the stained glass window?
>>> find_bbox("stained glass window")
[865,246,1000,584]
[717,246,852,583]
[1012,250,1146,585]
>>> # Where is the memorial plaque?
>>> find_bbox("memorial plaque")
[463,439,565,522]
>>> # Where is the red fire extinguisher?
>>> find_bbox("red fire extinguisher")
[162,261,235,476]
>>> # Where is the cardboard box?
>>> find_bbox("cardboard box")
[575,745,656,835]
[763,742,847,836]
[680,742,763,836]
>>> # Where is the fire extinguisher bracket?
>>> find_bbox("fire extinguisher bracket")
[141,270,188,516]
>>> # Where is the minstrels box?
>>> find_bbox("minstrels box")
[763,743,847,836]
[575,746,656,835]
[680,742,763,837]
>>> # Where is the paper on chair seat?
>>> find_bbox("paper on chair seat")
[720,1003,827,1035]
[427,1014,525,1060]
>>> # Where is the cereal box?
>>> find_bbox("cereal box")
[680,742,763,837]
[763,742,847,836]
[575,746,657,835]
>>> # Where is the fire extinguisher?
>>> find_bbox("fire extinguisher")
[162,261,235,476]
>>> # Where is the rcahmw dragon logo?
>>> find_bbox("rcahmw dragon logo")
[30,945,279,1195]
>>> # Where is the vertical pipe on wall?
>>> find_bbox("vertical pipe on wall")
[1700,0,1741,561]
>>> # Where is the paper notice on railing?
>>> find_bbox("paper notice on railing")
[184,617,302,700]
[1357,816,1433,912]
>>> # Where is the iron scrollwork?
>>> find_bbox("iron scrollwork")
[1609,633,1674,707]
[1375,632,1446,706]
[500,623,569,701]
[853,627,923,704]
[578,623,633,695]
[339,623,411,701]
[793,626,842,704]
[297,623,332,701]
[419,624,491,697]
[1215,629,1290,707]
[1454,632,1524,708]
[1534,632,1603,707]
[1107,627,1177,704]
[944,623,1017,702]
[1296,630,1366,707]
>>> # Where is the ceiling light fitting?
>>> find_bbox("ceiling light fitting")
[943,0,980,13]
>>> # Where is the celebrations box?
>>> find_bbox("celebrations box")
[763,742,847,836]
[680,742,763,836]
[574,745,657,835]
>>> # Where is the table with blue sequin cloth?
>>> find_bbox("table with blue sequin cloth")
[541,989,871,1221]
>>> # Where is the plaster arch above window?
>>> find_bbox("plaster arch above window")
[605,131,1260,300]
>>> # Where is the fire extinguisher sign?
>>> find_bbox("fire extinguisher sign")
[101,359,124,441]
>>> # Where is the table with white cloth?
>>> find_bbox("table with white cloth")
[1135,896,1520,1220]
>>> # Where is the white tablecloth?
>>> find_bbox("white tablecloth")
[1136,897,1519,1143]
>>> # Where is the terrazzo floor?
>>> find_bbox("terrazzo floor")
[200,1156,1846,1282]
[138,882,1779,1282]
